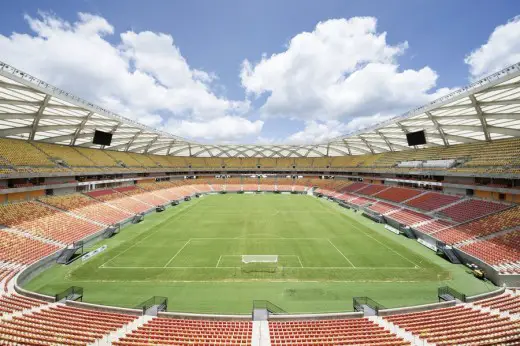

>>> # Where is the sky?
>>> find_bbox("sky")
[0,0,519,144]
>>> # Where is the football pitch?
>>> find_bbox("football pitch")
[25,194,494,314]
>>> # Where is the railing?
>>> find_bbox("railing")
[55,286,83,302]
[135,296,168,315]
[438,286,466,302]
[353,296,386,315]
[253,300,287,314]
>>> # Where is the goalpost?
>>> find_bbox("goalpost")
[241,255,278,273]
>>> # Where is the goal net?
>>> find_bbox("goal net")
[241,255,278,273]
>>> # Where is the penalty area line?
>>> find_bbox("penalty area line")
[327,238,356,268]
[163,239,191,268]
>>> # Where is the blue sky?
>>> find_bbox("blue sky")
[1,1,519,143]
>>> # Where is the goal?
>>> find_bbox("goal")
[241,255,278,273]
[242,255,278,263]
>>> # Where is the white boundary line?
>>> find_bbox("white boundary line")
[99,200,201,268]
[215,255,222,268]
[100,266,418,269]
[163,239,192,268]
[323,198,422,268]
[327,239,356,268]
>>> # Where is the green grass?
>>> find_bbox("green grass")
[25,194,496,314]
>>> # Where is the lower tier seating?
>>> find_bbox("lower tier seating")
[0,294,45,316]
[113,318,252,345]
[0,304,137,346]
[0,202,102,244]
[269,318,408,345]
[88,190,153,214]
[384,305,520,346]
[41,194,133,225]
[0,230,61,264]
[434,206,520,245]
[415,219,454,234]
[387,209,432,226]
[367,202,400,215]
[437,199,510,223]
[405,192,461,211]
[374,187,424,203]
[356,184,389,196]
[473,292,520,315]
[458,229,520,271]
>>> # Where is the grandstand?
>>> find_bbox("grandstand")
[0,59,519,345]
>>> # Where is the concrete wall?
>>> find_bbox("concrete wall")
[378,300,456,316]
[159,311,250,321]
[269,311,363,321]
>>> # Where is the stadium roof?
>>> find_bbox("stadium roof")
[1,60,520,157]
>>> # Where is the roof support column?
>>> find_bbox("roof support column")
[469,95,491,141]
[376,131,393,151]
[71,112,93,146]
[29,95,50,140]
[425,111,448,146]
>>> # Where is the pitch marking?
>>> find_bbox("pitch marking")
[163,239,192,268]
[327,239,356,268]
[99,200,201,268]
[216,255,222,268]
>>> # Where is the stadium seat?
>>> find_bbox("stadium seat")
[404,192,462,211]
[437,199,510,223]
[113,318,252,346]
[374,187,424,203]
[0,230,61,264]
[0,202,103,244]
[384,305,520,345]
[40,194,133,225]
[269,318,408,345]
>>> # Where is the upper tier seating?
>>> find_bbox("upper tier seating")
[384,305,520,345]
[33,142,95,167]
[0,136,519,175]
[0,202,102,244]
[74,147,119,167]
[374,187,424,203]
[405,192,461,211]
[473,293,520,314]
[0,230,60,264]
[458,228,520,270]
[356,184,389,196]
[269,318,407,346]
[437,199,510,223]
[0,304,137,346]
[113,318,252,346]
[40,194,132,225]
[105,151,143,167]
[434,206,520,244]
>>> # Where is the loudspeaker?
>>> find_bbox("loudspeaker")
[92,130,113,146]
[406,130,427,146]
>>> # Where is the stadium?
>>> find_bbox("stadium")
[1,8,520,346]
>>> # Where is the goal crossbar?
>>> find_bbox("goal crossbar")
[242,255,278,264]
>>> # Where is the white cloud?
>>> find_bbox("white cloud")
[465,16,520,80]
[240,17,449,122]
[167,116,263,141]
[285,114,394,144]
[0,12,251,139]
